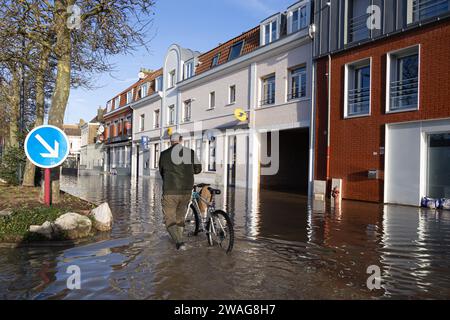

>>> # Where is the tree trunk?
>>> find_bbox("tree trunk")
[9,68,20,147]
[46,0,74,203]
[23,47,50,187]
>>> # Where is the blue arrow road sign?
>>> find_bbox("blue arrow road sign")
[24,125,70,169]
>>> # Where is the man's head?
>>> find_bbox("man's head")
[170,132,182,145]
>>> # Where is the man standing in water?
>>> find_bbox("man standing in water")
[159,133,202,250]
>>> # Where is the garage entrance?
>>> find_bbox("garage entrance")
[260,128,309,194]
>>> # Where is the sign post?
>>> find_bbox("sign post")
[24,125,70,207]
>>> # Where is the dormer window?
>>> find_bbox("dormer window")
[126,90,133,104]
[140,83,148,98]
[185,60,194,79]
[211,53,220,67]
[115,96,120,109]
[228,41,244,61]
[107,100,112,112]
[288,1,310,34]
[155,76,163,91]
[407,0,449,23]
[263,20,278,45]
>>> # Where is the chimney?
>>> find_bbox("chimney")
[97,107,105,122]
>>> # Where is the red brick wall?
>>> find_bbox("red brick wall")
[315,20,450,202]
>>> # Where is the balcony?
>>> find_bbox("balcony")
[348,87,370,116]
[288,91,305,101]
[413,0,449,21]
[390,77,419,111]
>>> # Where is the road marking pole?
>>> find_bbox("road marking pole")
[44,168,51,206]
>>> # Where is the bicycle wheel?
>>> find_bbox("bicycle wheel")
[206,210,234,253]
[185,203,201,236]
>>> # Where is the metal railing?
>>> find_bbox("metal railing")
[288,91,305,101]
[413,0,449,21]
[260,96,275,106]
[348,12,370,43]
[390,77,418,110]
[348,87,370,115]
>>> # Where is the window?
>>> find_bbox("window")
[107,100,112,112]
[208,138,216,172]
[183,100,191,122]
[387,47,419,112]
[126,90,133,104]
[345,59,371,117]
[211,54,220,67]
[229,85,236,104]
[409,0,449,22]
[263,20,278,45]
[154,109,160,129]
[155,76,163,91]
[168,105,175,125]
[195,139,202,162]
[289,66,307,100]
[347,0,371,43]
[261,75,276,105]
[209,92,216,109]
[139,114,145,132]
[168,70,176,88]
[125,116,132,136]
[185,61,194,79]
[228,41,244,61]
[115,97,121,109]
[291,4,309,33]
[140,83,148,99]
[153,143,160,169]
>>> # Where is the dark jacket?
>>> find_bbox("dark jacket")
[159,144,202,195]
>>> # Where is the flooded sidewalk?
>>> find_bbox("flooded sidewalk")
[0,175,449,299]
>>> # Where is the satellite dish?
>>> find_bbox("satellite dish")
[205,130,216,141]
[234,108,248,122]
[138,71,146,79]
[98,125,105,134]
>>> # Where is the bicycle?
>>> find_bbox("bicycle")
[184,183,234,254]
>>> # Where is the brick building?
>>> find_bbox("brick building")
[313,0,450,205]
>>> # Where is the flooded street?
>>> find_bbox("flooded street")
[1,175,450,299]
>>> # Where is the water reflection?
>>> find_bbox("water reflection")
[0,175,449,299]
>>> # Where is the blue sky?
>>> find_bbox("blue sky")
[65,0,295,124]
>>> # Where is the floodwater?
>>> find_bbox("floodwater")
[0,175,450,299]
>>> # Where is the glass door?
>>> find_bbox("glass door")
[427,133,450,198]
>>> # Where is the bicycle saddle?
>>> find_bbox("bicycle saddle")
[195,183,211,188]
[208,187,221,195]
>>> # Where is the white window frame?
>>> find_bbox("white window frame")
[155,76,163,91]
[152,143,160,169]
[183,100,192,123]
[168,105,175,125]
[229,85,236,105]
[289,65,307,101]
[115,97,120,109]
[207,138,217,172]
[386,45,421,114]
[195,139,202,163]
[261,74,276,106]
[344,57,372,119]
[287,0,311,34]
[407,0,450,23]
[209,91,215,109]
[185,60,194,79]
[139,114,145,132]
[211,53,220,67]
[140,83,148,98]
[107,100,112,112]
[168,70,176,89]
[126,89,133,104]
[262,19,278,45]
[153,109,160,129]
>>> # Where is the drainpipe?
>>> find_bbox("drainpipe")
[308,26,317,199]
[326,54,331,182]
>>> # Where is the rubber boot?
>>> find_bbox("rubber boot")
[167,225,180,243]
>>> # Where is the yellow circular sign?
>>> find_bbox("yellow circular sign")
[234,108,248,122]
[167,127,173,136]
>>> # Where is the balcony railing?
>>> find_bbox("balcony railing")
[348,87,370,115]
[183,117,191,123]
[390,77,418,111]
[288,91,305,101]
[348,12,370,43]
[413,0,449,21]
[260,96,275,106]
